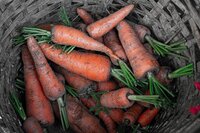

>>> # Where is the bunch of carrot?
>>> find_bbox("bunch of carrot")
[11,4,194,133]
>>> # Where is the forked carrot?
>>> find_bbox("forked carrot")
[23,117,43,133]
[104,30,127,61]
[40,43,111,82]
[22,46,54,125]
[86,5,134,38]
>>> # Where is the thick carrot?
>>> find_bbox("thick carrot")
[137,108,160,127]
[156,66,172,85]
[80,97,116,133]
[100,88,134,108]
[117,21,159,79]
[67,96,106,133]
[108,109,124,124]
[123,103,144,125]
[40,43,111,82]
[22,46,54,125]
[77,8,95,25]
[27,37,65,101]
[86,5,134,38]
[56,66,97,95]
[97,80,117,92]
[23,117,43,133]
[104,30,127,61]
[76,8,104,43]
[51,25,119,64]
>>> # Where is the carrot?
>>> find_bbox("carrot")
[80,97,116,133]
[100,88,164,108]
[108,109,124,124]
[77,8,95,25]
[23,25,120,64]
[117,21,159,79]
[22,46,54,125]
[155,66,172,85]
[55,66,97,95]
[100,88,134,108]
[137,108,160,127]
[97,80,117,92]
[26,37,65,101]
[123,103,144,125]
[40,43,111,82]
[23,117,43,133]
[86,5,134,38]
[67,96,106,133]
[143,43,153,55]
[77,8,104,43]
[104,30,127,61]
[132,24,151,43]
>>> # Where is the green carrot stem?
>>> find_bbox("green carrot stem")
[65,85,78,97]
[57,97,69,131]
[168,64,193,79]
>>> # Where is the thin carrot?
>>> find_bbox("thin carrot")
[123,103,144,125]
[117,21,159,79]
[137,108,160,127]
[22,46,54,125]
[86,5,134,38]
[67,96,106,133]
[22,25,120,64]
[23,117,43,133]
[100,88,165,108]
[77,8,95,25]
[26,37,65,101]
[55,66,97,95]
[97,80,117,92]
[40,43,111,82]
[108,109,124,124]
[104,29,127,61]
[81,97,116,133]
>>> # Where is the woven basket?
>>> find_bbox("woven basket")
[0,0,200,133]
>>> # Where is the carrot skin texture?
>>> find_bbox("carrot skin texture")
[67,96,106,133]
[51,25,119,64]
[123,103,144,125]
[81,98,116,133]
[27,37,65,101]
[77,8,94,25]
[138,108,160,127]
[108,109,124,124]
[23,117,43,133]
[104,30,127,61]
[97,80,117,92]
[57,66,97,94]
[86,5,134,38]
[100,88,134,108]
[117,21,159,79]
[156,66,172,85]
[22,46,54,125]
[40,43,111,82]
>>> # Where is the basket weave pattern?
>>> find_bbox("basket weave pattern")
[0,0,200,133]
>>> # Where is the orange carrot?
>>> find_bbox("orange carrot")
[108,109,124,124]
[77,8,95,25]
[56,66,97,95]
[81,97,116,133]
[23,117,43,133]
[51,25,119,64]
[123,103,144,125]
[86,5,134,38]
[26,37,65,101]
[137,108,160,127]
[67,96,106,133]
[40,43,111,82]
[156,66,172,85]
[117,21,159,79]
[100,88,134,108]
[104,29,127,61]
[22,46,54,125]
[97,80,117,92]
